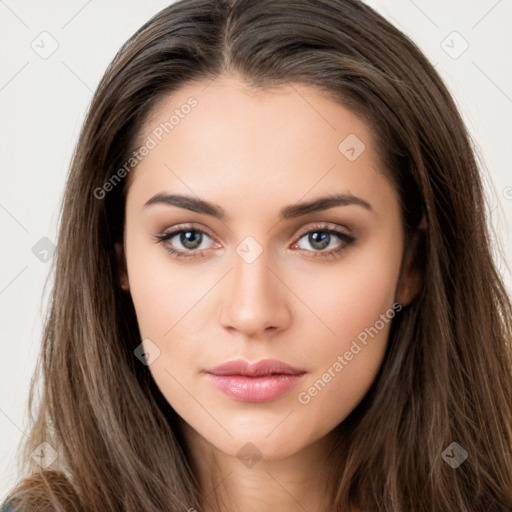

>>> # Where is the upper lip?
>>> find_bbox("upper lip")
[204,358,306,377]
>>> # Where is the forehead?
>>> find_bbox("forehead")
[125,74,397,218]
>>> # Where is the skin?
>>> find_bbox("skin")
[117,73,422,512]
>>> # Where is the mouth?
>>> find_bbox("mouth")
[204,358,306,403]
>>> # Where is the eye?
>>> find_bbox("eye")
[292,224,355,259]
[154,225,219,259]
[154,223,355,260]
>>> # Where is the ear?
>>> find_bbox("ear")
[114,241,130,292]
[396,215,427,307]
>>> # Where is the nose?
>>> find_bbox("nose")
[218,247,292,338]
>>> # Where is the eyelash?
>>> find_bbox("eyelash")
[153,223,356,260]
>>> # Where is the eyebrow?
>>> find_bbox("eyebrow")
[144,192,374,219]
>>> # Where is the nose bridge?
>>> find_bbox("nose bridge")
[219,240,290,335]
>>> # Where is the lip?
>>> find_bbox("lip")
[204,358,306,403]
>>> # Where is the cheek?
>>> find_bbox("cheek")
[297,238,401,350]
[292,305,394,439]
[124,227,204,340]
[292,238,402,418]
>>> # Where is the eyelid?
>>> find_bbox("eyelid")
[157,223,217,241]
[293,221,352,239]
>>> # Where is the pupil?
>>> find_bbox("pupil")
[180,231,202,249]
[310,231,329,250]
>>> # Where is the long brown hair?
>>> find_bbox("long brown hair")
[3,0,512,510]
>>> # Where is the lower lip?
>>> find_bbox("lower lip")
[205,373,306,403]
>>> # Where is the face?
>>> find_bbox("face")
[118,73,416,462]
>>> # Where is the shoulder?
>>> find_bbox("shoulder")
[1,471,83,512]
[1,501,17,512]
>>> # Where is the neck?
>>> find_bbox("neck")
[183,424,338,512]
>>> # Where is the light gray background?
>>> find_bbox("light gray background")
[1,0,511,499]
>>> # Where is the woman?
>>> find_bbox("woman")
[2,0,511,510]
